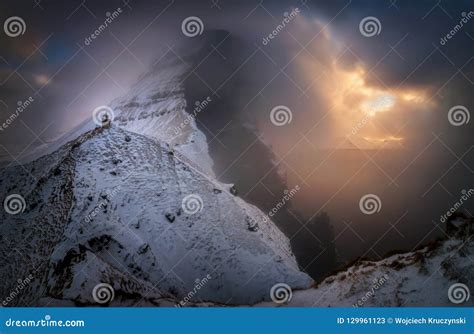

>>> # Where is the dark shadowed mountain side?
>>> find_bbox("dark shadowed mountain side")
[180,30,339,280]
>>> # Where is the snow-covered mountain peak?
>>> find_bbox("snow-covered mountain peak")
[109,45,214,176]
[0,125,312,306]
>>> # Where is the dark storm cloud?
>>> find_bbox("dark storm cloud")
[0,0,472,153]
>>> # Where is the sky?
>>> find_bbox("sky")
[0,0,472,153]
[0,0,473,261]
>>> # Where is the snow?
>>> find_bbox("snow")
[0,125,311,306]
[109,56,215,177]
[255,238,473,307]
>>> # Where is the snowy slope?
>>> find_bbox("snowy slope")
[0,125,311,306]
[109,53,215,177]
[256,237,473,307]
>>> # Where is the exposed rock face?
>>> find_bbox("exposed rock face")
[0,126,312,306]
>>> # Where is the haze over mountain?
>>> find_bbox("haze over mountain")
[0,0,473,307]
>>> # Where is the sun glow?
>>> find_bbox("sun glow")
[304,60,432,148]
[361,94,396,116]
[293,18,436,150]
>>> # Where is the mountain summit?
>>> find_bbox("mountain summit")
[0,125,311,306]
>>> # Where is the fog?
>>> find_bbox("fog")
[1,0,472,279]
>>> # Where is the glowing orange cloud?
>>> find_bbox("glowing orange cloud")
[295,29,435,150]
